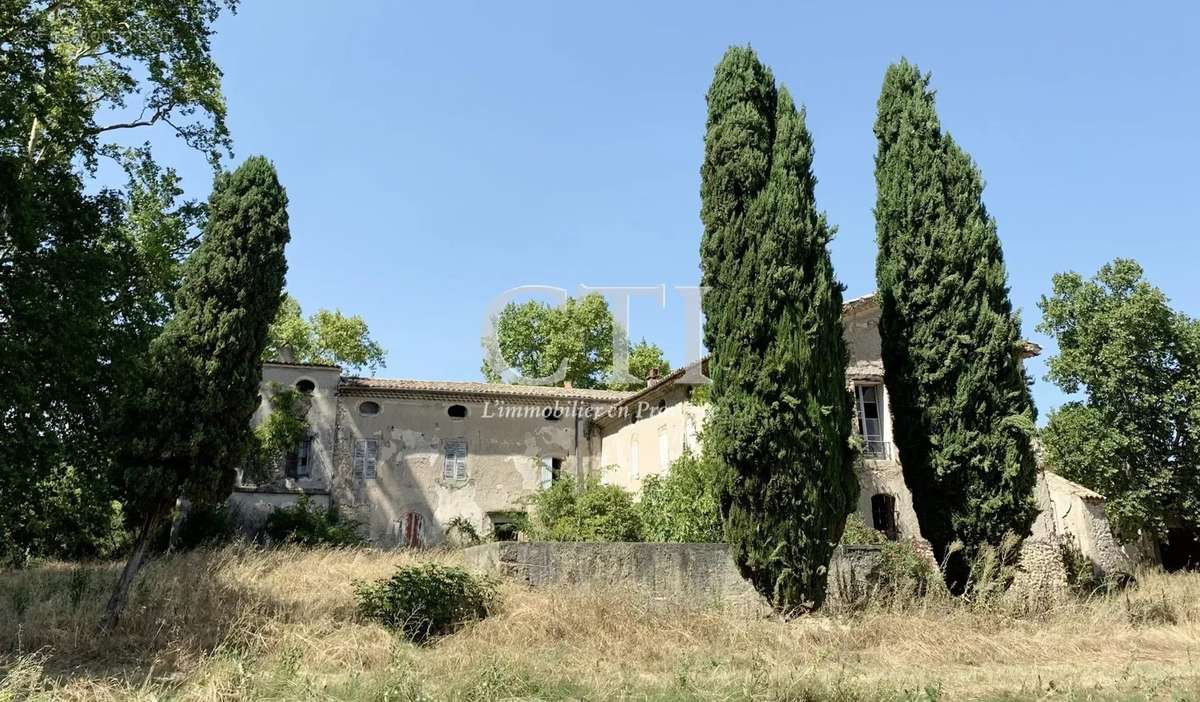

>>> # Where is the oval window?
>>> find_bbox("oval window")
[447,404,468,419]
[543,406,563,421]
[295,379,316,394]
[358,401,381,416]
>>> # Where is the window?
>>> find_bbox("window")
[443,438,468,481]
[447,404,468,419]
[358,401,381,416]
[855,384,886,458]
[543,406,563,421]
[871,494,898,540]
[540,456,564,488]
[352,438,379,479]
[630,438,640,480]
[657,427,669,471]
[489,512,524,541]
[656,399,666,414]
[295,379,316,394]
[284,436,314,479]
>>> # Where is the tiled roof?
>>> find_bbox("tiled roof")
[339,376,633,403]
[264,360,342,370]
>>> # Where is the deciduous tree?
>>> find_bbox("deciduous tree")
[264,295,387,374]
[1038,259,1200,545]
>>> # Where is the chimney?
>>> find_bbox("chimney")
[646,367,661,385]
[563,380,573,389]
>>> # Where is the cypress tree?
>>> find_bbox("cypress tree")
[873,60,1038,587]
[700,46,857,611]
[103,156,291,627]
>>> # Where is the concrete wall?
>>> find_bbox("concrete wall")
[597,384,705,491]
[332,393,601,547]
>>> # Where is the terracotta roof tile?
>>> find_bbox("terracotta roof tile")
[339,376,632,403]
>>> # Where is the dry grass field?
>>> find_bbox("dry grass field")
[2,544,1199,701]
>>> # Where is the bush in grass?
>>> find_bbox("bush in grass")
[526,474,641,542]
[354,563,498,643]
[264,495,364,546]
[839,514,887,546]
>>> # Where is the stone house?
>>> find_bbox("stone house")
[233,294,1130,580]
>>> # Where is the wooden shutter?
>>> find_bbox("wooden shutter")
[364,439,378,479]
[539,457,553,489]
[444,439,467,481]
[352,440,365,479]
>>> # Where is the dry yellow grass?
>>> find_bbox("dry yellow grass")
[2,544,1199,701]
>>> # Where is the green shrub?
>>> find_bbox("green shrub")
[1059,537,1105,596]
[526,474,641,542]
[355,564,499,643]
[264,495,364,546]
[445,516,484,547]
[964,532,1022,602]
[638,447,724,543]
[876,541,938,597]
[839,514,887,546]
[153,501,241,552]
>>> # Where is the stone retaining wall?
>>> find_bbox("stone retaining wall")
[462,542,885,611]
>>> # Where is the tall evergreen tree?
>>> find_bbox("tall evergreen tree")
[103,156,290,627]
[700,46,857,611]
[873,60,1038,586]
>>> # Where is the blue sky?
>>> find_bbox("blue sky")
[143,1,1200,419]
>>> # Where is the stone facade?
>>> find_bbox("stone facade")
[236,294,1130,586]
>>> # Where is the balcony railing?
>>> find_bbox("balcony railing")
[860,438,893,460]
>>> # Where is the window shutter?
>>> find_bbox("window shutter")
[455,442,468,481]
[443,442,455,480]
[352,440,365,479]
[539,457,553,489]
[364,439,378,479]
[444,439,468,481]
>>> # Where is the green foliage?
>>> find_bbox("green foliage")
[482,294,669,390]
[839,514,887,546]
[526,474,642,542]
[153,501,240,552]
[354,564,499,643]
[264,295,387,374]
[876,541,938,598]
[1059,537,1105,596]
[699,46,857,611]
[243,386,310,483]
[1038,259,1200,542]
[1,0,236,170]
[445,516,484,547]
[264,495,364,546]
[638,447,724,543]
[873,59,1038,585]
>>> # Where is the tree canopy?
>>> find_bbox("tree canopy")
[1038,259,1200,542]
[700,46,857,611]
[265,295,387,374]
[873,59,1038,586]
[482,293,669,390]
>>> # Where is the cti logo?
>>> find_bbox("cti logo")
[481,285,711,387]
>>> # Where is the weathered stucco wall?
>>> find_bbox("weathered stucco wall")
[597,385,705,492]
[332,393,602,547]
[227,490,330,533]
[251,362,342,492]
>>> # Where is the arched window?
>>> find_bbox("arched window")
[871,493,898,540]
[358,400,381,416]
[447,404,468,419]
[543,406,563,421]
[295,379,316,394]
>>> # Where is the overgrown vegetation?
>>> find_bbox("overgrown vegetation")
[638,447,724,543]
[1038,259,1200,545]
[873,59,1039,589]
[2,546,1199,700]
[264,495,364,546]
[354,563,498,643]
[244,386,311,484]
[525,474,642,542]
[699,45,857,612]
[837,516,938,601]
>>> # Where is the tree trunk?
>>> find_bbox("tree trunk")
[100,501,166,631]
